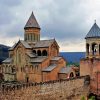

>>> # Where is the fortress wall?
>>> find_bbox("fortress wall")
[0,76,90,100]
[80,59,93,76]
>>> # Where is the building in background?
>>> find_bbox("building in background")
[80,21,100,96]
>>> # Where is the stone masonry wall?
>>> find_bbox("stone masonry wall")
[0,76,90,100]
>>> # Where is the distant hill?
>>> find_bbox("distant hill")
[60,52,85,63]
[0,44,10,64]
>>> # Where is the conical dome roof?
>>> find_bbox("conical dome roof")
[24,12,40,29]
[85,22,100,39]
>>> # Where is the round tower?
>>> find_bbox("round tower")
[24,12,41,43]
[85,21,100,58]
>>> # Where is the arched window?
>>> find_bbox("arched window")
[31,34,32,41]
[99,44,100,54]
[9,65,12,73]
[37,50,41,56]
[6,65,8,73]
[27,34,29,40]
[70,72,74,78]
[25,34,27,41]
[16,47,21,64]
[86,43,90,55]
[30,65,33,70]
[33,34,35,41]
[92,43,98,55]
[42,50,47,56]
[34,35,36,41]
[33,50,36,54]
[36,35,37,41]
[29,34,31,41]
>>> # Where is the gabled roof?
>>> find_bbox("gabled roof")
[9,40,32,50]
[2,58,12,63]
[24,12,40,29]
[85,22,100,39]
[26,52,36,58]
[59,67,72,74]
[34,39,59,48]
[51,56,62,61]
[9,43,17,50]
[20,40,32,48]
[42,64,57,72]
[30,57,47,63]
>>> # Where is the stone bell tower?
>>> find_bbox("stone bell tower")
[85,21,100,58]
[24,12,41,43]
[80,22,100,97]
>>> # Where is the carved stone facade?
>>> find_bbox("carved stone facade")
[2,12,66,83]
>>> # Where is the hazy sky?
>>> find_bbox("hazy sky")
[0,0,100,51]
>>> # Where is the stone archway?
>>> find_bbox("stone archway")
[92,43,98,55]
[42,50,47,56]
[33,50,36,54]
[70,72,74,78]
[37,50,41,56]
[86,43,90,56]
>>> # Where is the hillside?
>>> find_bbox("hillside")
[0,44,10,64]
[60,52,85,63]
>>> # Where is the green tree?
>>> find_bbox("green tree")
[81,96,85,100]
[89,96,95,100]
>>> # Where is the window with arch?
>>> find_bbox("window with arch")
[21,67,23,72]
[25,34,27,41]
[9,65,12,73]
[42,50,47,56]
[36,35,38,41]
[92,43,98,55]
[37,50,41,56]
[86,43,90,55]
[38,35,40,41]
[16,47,22,64]
[99,44,100,54]
[12,66,16,73]
[5,65,8,73]
[34,35,36,41]
[30,34,32,41]
[70,72,74,78]
[30,65,33,70]
[33,50,36,54]
[28,34,30,41]
[33,34,35,41]
[18,53,21,63]
[29,34,31,41]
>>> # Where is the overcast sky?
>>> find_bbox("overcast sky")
[0,0,100,51]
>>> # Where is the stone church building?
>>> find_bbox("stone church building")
[80,21,100,96]
[2,12,67,82]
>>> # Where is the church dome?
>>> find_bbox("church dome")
[85,22,100,39]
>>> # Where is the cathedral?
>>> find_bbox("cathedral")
[2,12,67,82]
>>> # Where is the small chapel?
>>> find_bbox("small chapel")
[2,12,67,82]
